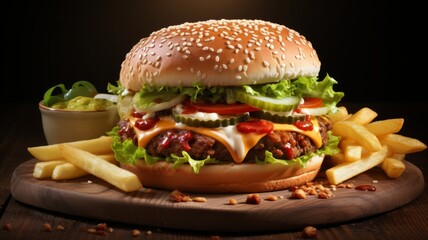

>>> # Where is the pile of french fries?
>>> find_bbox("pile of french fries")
[326,106,427,184]
[27,136,142,192]
[27,106,427,192]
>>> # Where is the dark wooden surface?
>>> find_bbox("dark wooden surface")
[1,102,428,239]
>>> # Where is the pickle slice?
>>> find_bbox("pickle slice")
[173,111,249,128]
[251,111,306,124]
[232,89,300,112]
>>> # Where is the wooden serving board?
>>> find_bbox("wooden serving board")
[11,159,425,232]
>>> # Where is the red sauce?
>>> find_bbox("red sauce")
[134,118,159,130]
[160,130,192,151]
[237,120,274,134]
[355,184,376,192]
[293,115,313,131]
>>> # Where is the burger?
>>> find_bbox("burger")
[108,19,343,193]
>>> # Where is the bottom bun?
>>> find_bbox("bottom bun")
[121,155,324,193]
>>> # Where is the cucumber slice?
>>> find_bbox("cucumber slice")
[233,89,300,112]
[133,93,186,112]
[251,111,306,124]
[173,110,249,128]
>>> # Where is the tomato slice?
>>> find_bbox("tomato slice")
[237,120,274,134]
[299,97,323,108]
[189,102,260,115]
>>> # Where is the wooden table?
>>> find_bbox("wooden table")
[1,102,427,240]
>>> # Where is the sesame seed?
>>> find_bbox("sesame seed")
[227,44,235,50]
[177,67,182,71]
[250,52,255,60]
[235,75,242,79]
[262,61,269,67]
[215,56,220,62]
[245,57,251,64]
[199,57,205,62]
[216,49,223,53]
[229,58,235,64]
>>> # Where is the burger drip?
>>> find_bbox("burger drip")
[159,130,192,151]
[294,115,314,131]
[134,118,159,131]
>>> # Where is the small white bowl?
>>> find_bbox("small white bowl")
[39,100,120,144]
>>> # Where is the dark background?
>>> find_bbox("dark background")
[3,1,421,104]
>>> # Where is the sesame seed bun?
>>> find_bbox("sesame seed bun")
[120,155,324,193]
[119,19,321,91]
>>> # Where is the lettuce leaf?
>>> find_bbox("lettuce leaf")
[108,75,344,112]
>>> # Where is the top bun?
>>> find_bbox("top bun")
[120,19,320,91]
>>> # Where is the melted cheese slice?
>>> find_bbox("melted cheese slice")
[132,117,322,163]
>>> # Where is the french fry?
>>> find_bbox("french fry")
[27,136,113,161]
[33,160,66,179]
[52,154,116,180]
[379,134,427,154]
[346,107,378,125]
[381,157,405,178]
[327,106,349,123]
[332,120,382,152]
[340,139,363,161]
[58,144,142,192]
[344,145,363,162]
[326,145,388,184]
[391,153,406,161]
[365,118,404,136]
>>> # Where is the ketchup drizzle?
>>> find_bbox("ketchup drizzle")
[355,185,376,192]
[293,115,313,131]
